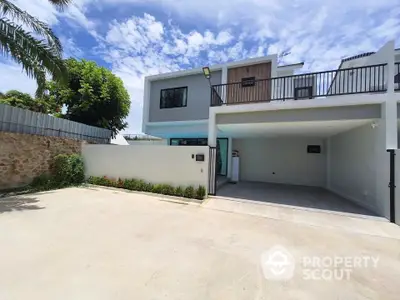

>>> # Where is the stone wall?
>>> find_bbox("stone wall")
[0,132,84,190]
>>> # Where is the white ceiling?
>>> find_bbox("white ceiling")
[218,119,374,138]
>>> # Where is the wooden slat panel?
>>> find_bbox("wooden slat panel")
[227,62,271,104]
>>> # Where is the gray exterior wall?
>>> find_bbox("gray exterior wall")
[216,104,381,125]
[149,72,221,122]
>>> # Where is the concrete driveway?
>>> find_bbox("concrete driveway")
[1,187,400,300]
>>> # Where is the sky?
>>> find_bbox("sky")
[1,0,400,133]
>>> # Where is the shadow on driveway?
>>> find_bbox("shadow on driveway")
[0,196,44,213]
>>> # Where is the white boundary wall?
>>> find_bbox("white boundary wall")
[82,145,209,189]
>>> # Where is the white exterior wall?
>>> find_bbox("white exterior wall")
[233,137,326,187]
[328,122,389,217]
[82,145,209,189]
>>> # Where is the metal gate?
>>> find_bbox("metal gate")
[208,146,217,195]
[388,149,396,223]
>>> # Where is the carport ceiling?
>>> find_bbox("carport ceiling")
[218,119,374,138]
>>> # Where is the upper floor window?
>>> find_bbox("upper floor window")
[160,87,188,109]
[294,87,313,100]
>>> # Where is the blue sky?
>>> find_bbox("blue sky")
[1,0,400,133]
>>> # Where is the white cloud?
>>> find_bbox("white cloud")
[99,13,240,132]
[59,37,84,58]
[0,63,37,95]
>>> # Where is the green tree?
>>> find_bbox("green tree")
[0,0,71,96]
[47,58,131,135]
[0,89,60,114]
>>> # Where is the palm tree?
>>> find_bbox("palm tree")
[0,0,72,96]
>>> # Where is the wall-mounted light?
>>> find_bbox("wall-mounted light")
[202,66,211,80]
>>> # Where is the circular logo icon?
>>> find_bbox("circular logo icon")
[261,245,295,281]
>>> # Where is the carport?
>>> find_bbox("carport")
[209,103,390,218]
[217,182,377,217]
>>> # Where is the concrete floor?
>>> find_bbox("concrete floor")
[1,187,400,299]
[217,181,377,217]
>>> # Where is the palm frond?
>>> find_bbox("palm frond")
[0,18,67,96]
[0,0,62,55]
[47,0,73,9]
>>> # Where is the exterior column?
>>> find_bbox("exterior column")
[384,100,397,149]
[386,40,395,94]
[221,66,228,104]
[227,137,233,179]
[384,40,397,149]
[208,112,217,147]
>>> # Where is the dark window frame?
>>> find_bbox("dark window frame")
[241,76,256,87]
[294,86,313,100]
[160,86,188,109]
[394,73,400,84]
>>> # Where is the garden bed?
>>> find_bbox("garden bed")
[87,176,206,201]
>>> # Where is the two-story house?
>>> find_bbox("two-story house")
[142,40,400,223]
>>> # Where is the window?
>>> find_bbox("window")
[294,86,313,100]
[160,87,187,109]
[170,138,207,146]
[395,73,400,84]
[241,77,256,87]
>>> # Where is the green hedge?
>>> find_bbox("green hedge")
[30,154,85,191]
[53,154,85,185]
[87,176,207,200]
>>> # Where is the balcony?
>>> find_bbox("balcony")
[211,63,392,106]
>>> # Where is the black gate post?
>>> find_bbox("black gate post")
[387,149,396,223]
[208,146,217,196]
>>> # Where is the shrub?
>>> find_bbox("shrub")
[103,176,117,187]
[155,184,175,196]
[175,186,184,197]
[69,154,85,184]
[53,154,84,185]
[152,184,163,194]
[53,154,70,184]
[196,185,206,200]
[162,185,175,196]
[184,186,195,199]
[123,178,138,190]
[117,178,124,188]
[136,180,147,191]
[145,182,154,192]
